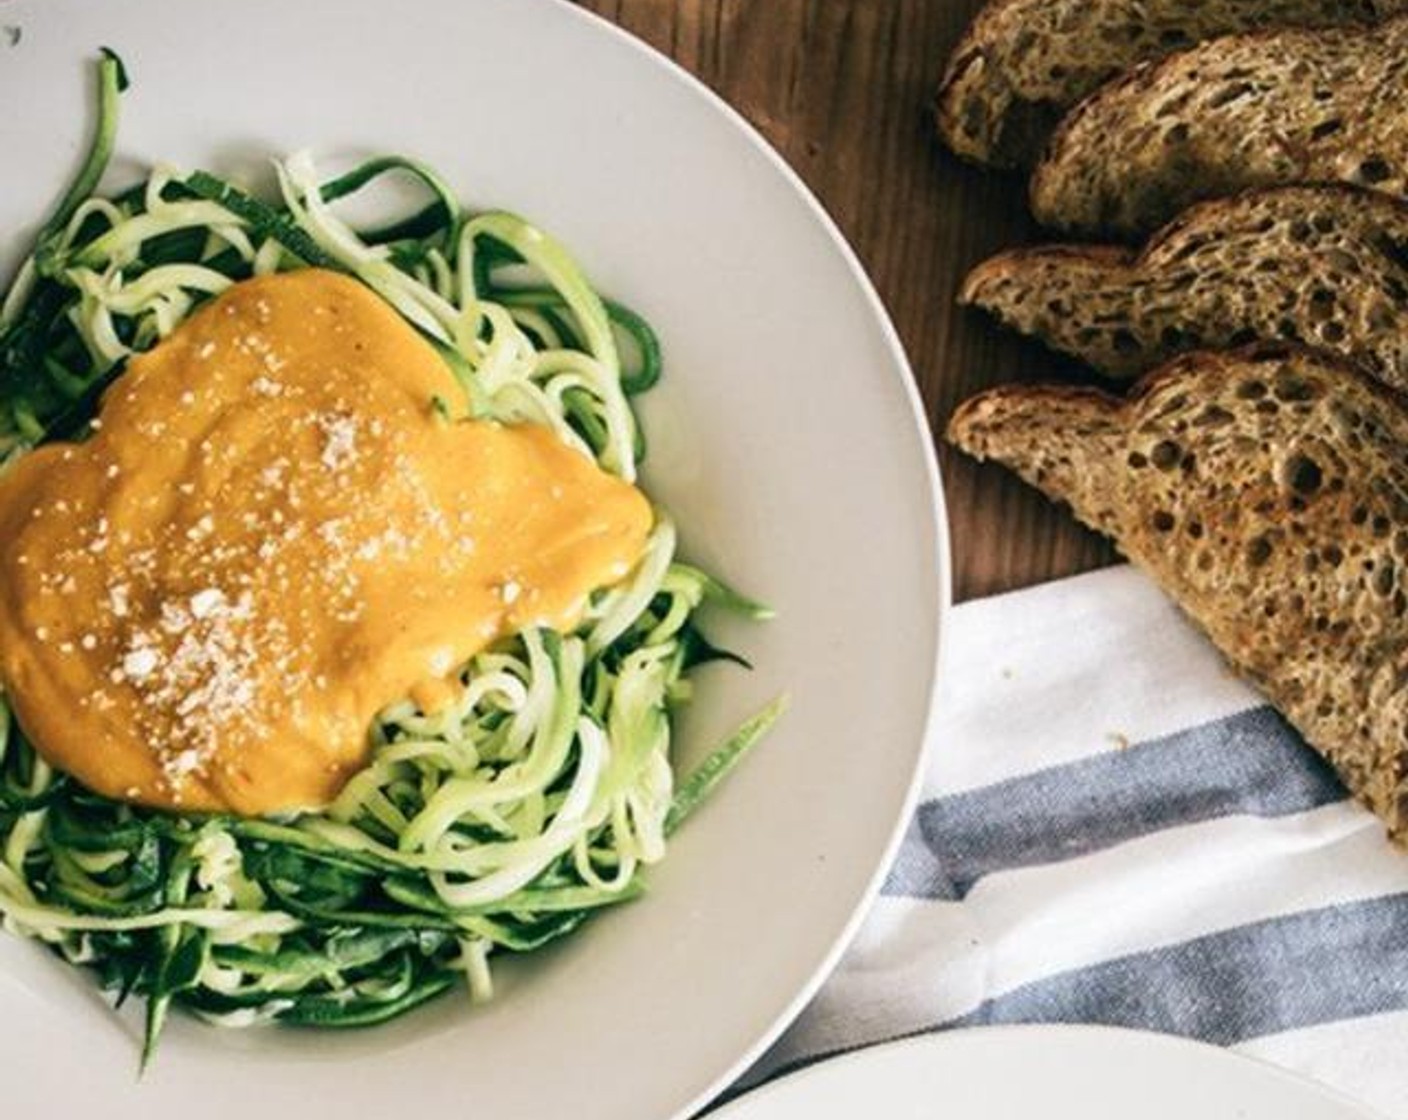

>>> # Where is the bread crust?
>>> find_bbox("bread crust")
[962,184,1408,383]
[936,0,1402,170]
[1030,15,1408,237]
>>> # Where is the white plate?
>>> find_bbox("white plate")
[713,1027,1381,1120]
[0,2,948,1117]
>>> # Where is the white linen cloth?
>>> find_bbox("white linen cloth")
[737,565,1408,1117]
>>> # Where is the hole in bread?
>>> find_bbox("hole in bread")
[1320,322,1347,344]
[1310,119,1343,141]
[1334,406,1364,431]
[1150,440,1182,470]
[1283,454,1324,496]
[1360,157,1392,184]
[1375,563,1396,597]
[1127,451,1148,469]
[1187,520,1204,539]
[1325,247,1358,271]
[1165,122,1190,145]
[1112,329,1140,354]
[1151,510,1176,533]
[1373,515,1393,539]
[1273,371,1319,402]
[1375,236,1408,273]
[1236,379,1267,400]
[1247,536,1273,567]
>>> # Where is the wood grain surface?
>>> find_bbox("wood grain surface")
[573,0,1119,601]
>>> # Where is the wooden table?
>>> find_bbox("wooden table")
[576,0,1120,602]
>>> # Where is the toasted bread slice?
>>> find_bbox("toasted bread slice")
[1030,17,1408,237]
[936,0,1401,170]
[962,186,1408,385]
[948,346,1408,836]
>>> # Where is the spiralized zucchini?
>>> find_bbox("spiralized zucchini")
[0,51,782,1062]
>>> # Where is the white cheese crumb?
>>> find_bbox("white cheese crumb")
[108,584,131,618]
[317,413,359,471]
[167,750,202,778]
[190,588,227,620]
[123,647,160,681]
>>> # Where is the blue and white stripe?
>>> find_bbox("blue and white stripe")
[738,566,1408,1119]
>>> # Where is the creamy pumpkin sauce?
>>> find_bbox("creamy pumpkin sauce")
[0,270,652,815]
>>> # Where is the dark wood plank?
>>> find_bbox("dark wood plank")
[574,0,1119,601]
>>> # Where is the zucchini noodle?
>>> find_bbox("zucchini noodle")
[0,51,783,1062]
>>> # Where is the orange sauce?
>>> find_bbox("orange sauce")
[0,270,652,815]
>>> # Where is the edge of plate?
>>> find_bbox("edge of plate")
[541,3,953,1117]
[708,1025,1389,1120]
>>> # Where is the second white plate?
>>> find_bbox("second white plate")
[714,1026,1379,1120]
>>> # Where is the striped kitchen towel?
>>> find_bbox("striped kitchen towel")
[740,564,1408,1117]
